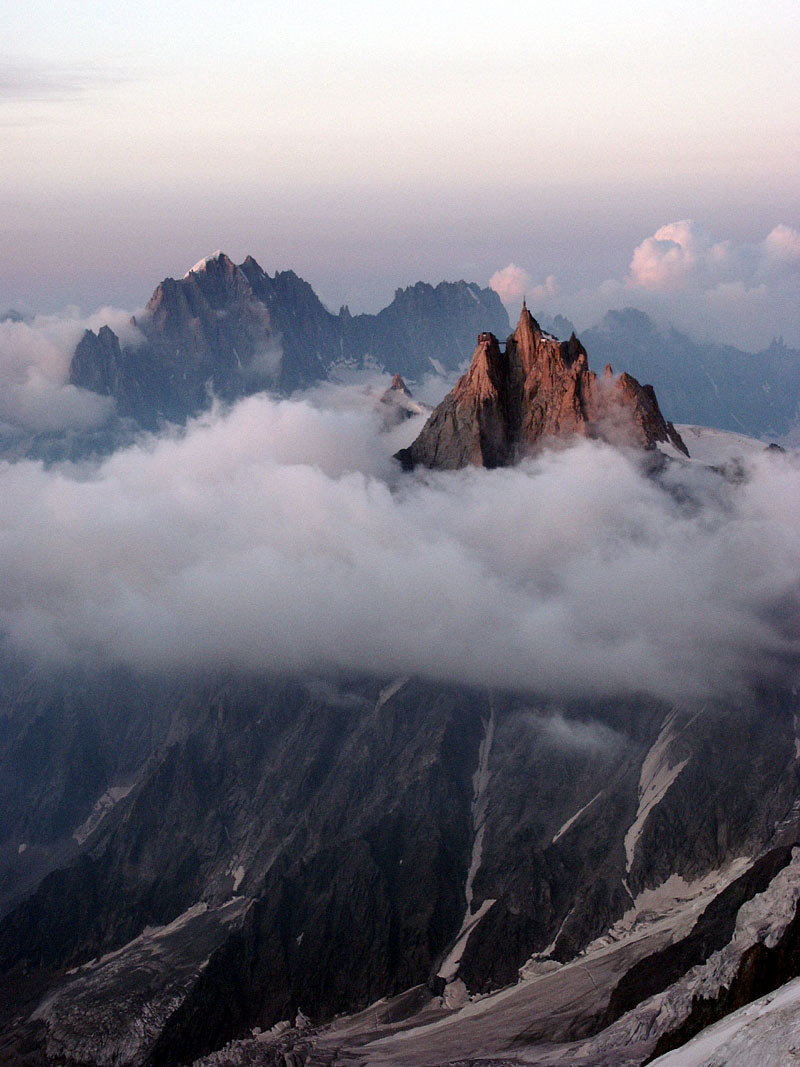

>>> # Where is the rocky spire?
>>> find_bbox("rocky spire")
[395,316,688,470]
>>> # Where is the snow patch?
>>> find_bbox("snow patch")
[465,705,495,914]
[591,850,800,1059]
[73,784,135,846]
[185,250,226,276]
[552,789,604,844]
[590,860,752,956]
[673,423,771,465]
[519,906,575,979]
[624,708,695,874]
[650,976,800,1066]
[232,865,245,892]
[438,899,496,983]
[438,705,496,985]
[377,676,409,708]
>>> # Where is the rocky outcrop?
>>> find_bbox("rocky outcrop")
[69,255,509,431]
[378,375,430,426]
[396,303,688,470]
[601,844,797,1029]
[0,672,484,1062]
[646,892,800,1063]
[71,254,296,427]
[71,325,125,397]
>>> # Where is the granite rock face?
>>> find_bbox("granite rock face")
[339,279,509,381]
[71,254,319,427]
[396,303,688,470]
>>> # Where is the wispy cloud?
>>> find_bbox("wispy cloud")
[0,56,138,104]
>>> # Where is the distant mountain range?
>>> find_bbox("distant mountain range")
[544,307,800,442]
[69,259,800,448]
[2,256,798,463]
[71,251,510,429]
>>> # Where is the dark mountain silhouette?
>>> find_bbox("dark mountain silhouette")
[70,253,509,430]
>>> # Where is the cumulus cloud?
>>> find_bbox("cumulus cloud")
[760,224,800,270]
[627,221,726,291]
[490,264,557,314]
[625,220,800,297]
[0,308,141,436]
[0,389,797,705]
[553,220,800,348]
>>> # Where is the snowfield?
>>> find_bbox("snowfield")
[651,975,800,1066]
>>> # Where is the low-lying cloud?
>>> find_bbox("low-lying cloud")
[0,308,140,436]
[0,387,798,704]
[520,709,627,754]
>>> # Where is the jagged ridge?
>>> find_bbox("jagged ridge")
[396,302,688,470]
[70,254,509,429]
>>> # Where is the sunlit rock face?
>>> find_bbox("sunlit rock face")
[396,302,688,470]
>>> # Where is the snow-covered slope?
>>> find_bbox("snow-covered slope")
[669,423,781,465]
[650,975,800,1067]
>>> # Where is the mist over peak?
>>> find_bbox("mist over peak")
[0,383,796,706]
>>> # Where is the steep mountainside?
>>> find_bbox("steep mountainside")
[0,667,798,1066]
[397,303,687,470]
[70,254,508,429]
[3,276,800,1064]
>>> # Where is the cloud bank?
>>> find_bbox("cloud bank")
[0,388,797,704]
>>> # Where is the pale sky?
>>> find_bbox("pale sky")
[2,0,799,343]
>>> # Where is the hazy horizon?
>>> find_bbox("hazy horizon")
[2,0,799,348]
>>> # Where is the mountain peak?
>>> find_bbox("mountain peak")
[183,250,235,277]
[241,254,267,275]
[514,301,544,362]
[396,322,688,470]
